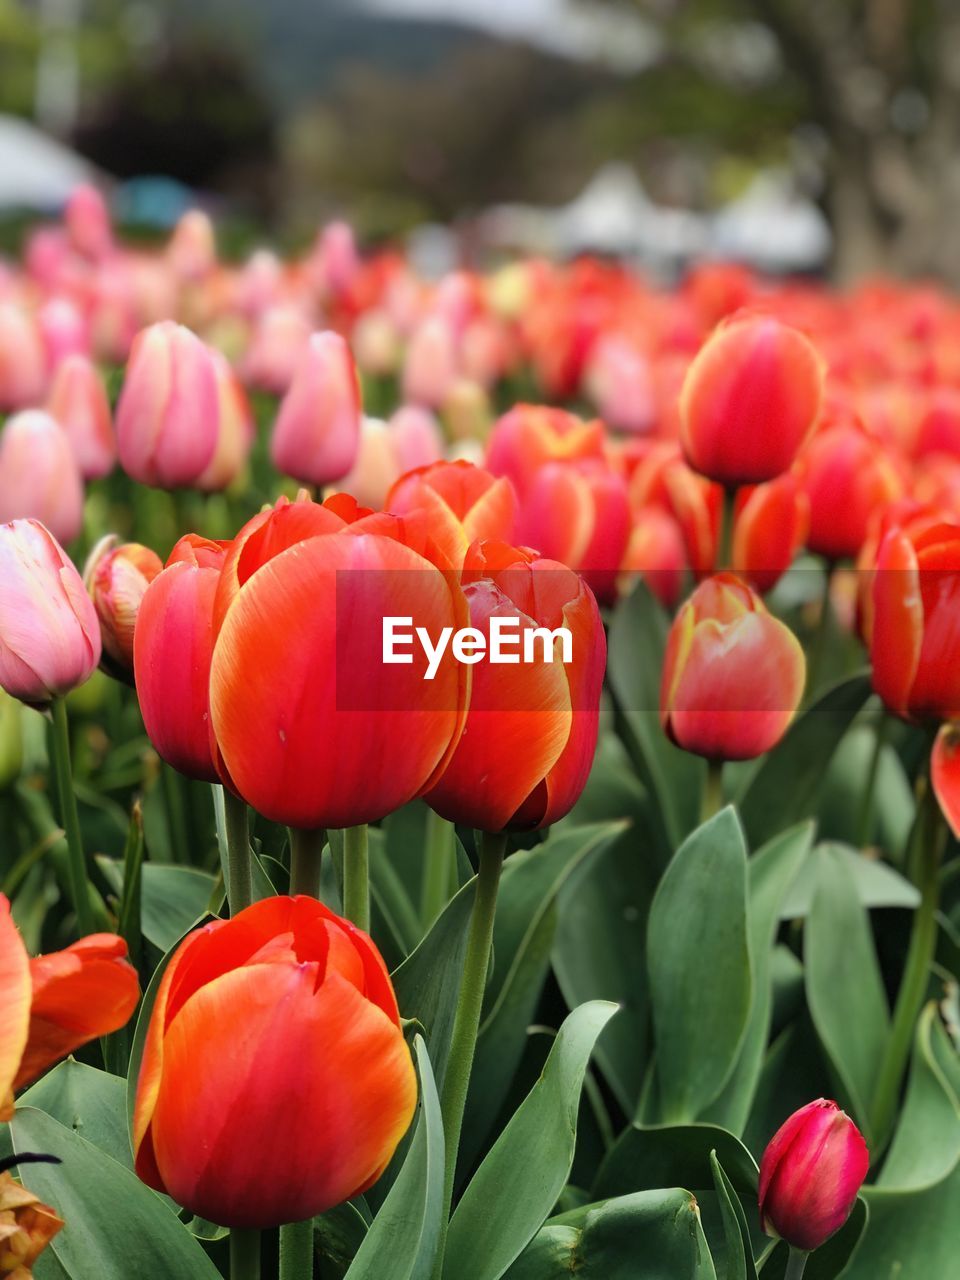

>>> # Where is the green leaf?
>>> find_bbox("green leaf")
[461,823,624,1169]
[344,1036,444,1280]
[444,1000,618,1280]
[647,808,752,1123]
[738,674,872,846]
[607,581,704,854]
[847,1170,956,1280]
[777,843,919,919]
[805,845,890,1142]
[19,1060,131,1169]
[705,823,814,1135]
[369,827,423,959]
[315,1201,370,1279]
[761,1197,868,1280]
[817,721,915,854]
[96,858,216,952]
[710,1152,757,1280]
[10,1108,221,1280]
[502,1189,718,1280]
[593,1123,758,1200]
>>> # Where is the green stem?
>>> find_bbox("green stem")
[434,831,506,1275]
[717,486,737,572]
[701,759,724,824]
[290,827,325,898]
[161,762,188,863]
[784,1247,809,1280]
[806,564,834,699]
[855,707,888,849]
[279,1219,313,1280]
[342,824,370,930]
[224,791,252,914]
[870,776,947,1146]
[421,810,454,927]
[49,698,95,935]
[230,1227,261,1280]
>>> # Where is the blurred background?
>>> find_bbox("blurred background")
[1,0,958,283]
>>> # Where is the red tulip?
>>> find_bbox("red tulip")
[797,422,905,561]
[45,353,116,480]
[133,896,416,1227]
[134,534,229,782]
[486,405,605,499]
[733,473,809,593]
[270,331,362,487]
[425,540,605,831]
[0,410,85,546]
[386,460,517,569]
[679,314,825,485]
[618,507,687,609]
[660,574,805,760]
[84,535,164,681]
[759,1099,869,1252]
[626,441,718,579]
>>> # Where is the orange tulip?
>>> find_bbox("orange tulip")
[679,314,825,486]
[385,460,517,569]
[1,894,139,1119]
[133,896,416,1228]
[733,473,809,593]
[425,540,605,831]
[661,574,806,760]
[618,508,687,609]
[486,405,605,499]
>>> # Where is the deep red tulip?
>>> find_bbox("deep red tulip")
[759,1099,869,1252]
[425,540,605,831]
[660,573,805,760]
[386,460,517,569]
[679,315,825,485]
[133,896,416,1227]
[797,422,905,561]
[84,535,164,681]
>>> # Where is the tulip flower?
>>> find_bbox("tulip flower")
[797,422,905,562]
[64,183,113,260]
[270,332,362,487]
[759,1099,869,1252]
[386,460,517,569]
[733,473,809,593]
[133,896,416,1228]
[0,1166,64,1275]
[134,534,228,783]
[115,321,220,489]
[0,411,85,546]
[627,441,717,578]
[389,406,444,475]
[83,535,163,681]
[209,519,469,828]
[0,304,46,411]
[402,315,459,409]
[242,305,312,394]
[679,314,825,485]
[167,209,216,282]
[45,353,116,480]
[618,507,687,609]
[425,540,605,831]
[195,352,254,492]
[1,893,139,1118]
[660,574,805,760]
[486,405,605,499]
[0,520,100,708]
[584,332,655,434]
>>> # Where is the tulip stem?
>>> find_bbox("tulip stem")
[279,1220,313,1280]
[806,563,834,699]
[870,776,947,1146]
[342,824,370,931]
[718,486,737,572]
[435,831,506,1274]
[224,791,253,914]
[701,759,724,824]
[49,698,96,935]
[784,1247,809,1280]
[855,706,888,849]
[230,1227,261,1280]
[421,810,455,927]
[290,827,325,898]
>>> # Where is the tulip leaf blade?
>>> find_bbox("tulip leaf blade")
[501,1188,719,1280]
[443,999,618,1280]
[709,1150,757,1280]
[19,1059,132,1170]
[593,1121,759,1201]
[95,856,218,953]
[805,844,891,1144]
[647,807,753,1124]
[344,1034,444,1280]
[10,1106,222,1280]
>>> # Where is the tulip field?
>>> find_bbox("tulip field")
[2,187,960,1280]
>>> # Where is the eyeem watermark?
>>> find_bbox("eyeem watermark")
[383,616,573,680]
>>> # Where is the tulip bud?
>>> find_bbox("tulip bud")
[310,220,360,299]
[167,209,216,282]
[0,520,101,708]
[353,309,402,378]
[443,378,492,443]
[732,473,809,593]
[270,332,361,487]
[0,1170,64,1275]
[338,417,403,510]
[0,304,45,411]
[660,573,805,760]
[194,352,254,492]
[37,296,88,370]
[679,315,825,485]
[388,406,444,475]
[116,322,220,489]
[402,316,458,409]
[584,332,655,434]
[83,535,163,681]
[134,534,229,782]
[65,182,113,260]
[0,412,84,546]
[242,306,312,394]
[759,1099,869,1252]
[45,354,116,480]
[133,896,416,1228]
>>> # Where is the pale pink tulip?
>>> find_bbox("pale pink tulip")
[195,352,254,492]
[270,332,361,486]
[0,412,85,544]
[46,354,116,480]
[0,305,46,410]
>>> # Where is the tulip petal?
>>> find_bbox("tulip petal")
[871,529,922,720]
[932,724,960,839]
[0,894,31,1116]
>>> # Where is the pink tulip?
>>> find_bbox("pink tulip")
[338,417,403,510]
[115,322,219,489]
[167,210,217,282]
[270,332,361,486]
[46,354,116,480]
[0,304,46,410]
[195,353,254,492]
[402,316,458,408]
[309,221,359,299]
[585,333,655,434]
[242,306,312,394]
[38,296,89,371]
[759,1099,869,1252]
[0,519,101,706]
[389,406,444,475]
[0,412,85,545]
[65,184,113,261]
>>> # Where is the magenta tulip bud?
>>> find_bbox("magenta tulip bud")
[0,519,101,707]
[46,354,116,480]
[65,184,113,260]
[759,1099,869,1252]
[0,411,85,545]
[270,332,361,486]
[116,322,219,488]
[0,304,46,411]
